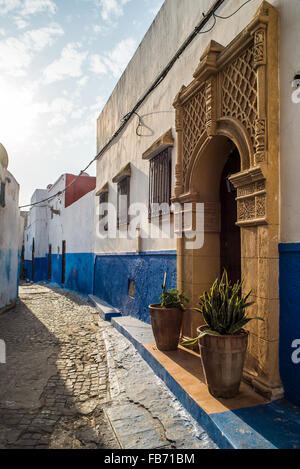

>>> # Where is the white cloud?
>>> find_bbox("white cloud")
[89,54,107,75]
[89,37,136,78]
[92,24,103,33]
[90,95,105,118]
[0,23,63,76]
[0,0,56,16]
[98,0,131,22]
[104,37,136,76]
[14,16,29,28]
[77,76,89,87]
[43,42,87,84]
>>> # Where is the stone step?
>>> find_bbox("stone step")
[88,295,122,322]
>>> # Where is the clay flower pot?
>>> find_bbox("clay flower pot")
[197,325,249,398]
[149,304,183,351]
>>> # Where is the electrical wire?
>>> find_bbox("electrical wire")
[19,0,254,210]
[213,0,253,19]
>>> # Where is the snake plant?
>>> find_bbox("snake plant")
[181,270,263,345]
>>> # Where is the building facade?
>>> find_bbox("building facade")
[0,143,23,313]
[94,0,300,406]
[24,173,96,295]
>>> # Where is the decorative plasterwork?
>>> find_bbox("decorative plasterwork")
[112,162,131,183]
[142,129,174,160]
[173,1,274,226]
[229,167,266,226]
[95,182,109,196]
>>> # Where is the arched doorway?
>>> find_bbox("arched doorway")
[172,1,281,398]
[220,147,241,284]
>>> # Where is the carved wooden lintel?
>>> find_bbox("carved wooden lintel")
[96,182,109,196]
[142,129,174,160]
[112,162,131,183]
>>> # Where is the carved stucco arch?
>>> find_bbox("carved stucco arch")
[185,117,253,194]
[172,2,282,399]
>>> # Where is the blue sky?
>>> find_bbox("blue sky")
[0,0,164,206]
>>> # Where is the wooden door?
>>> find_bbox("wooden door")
[48,244,52,282]
[61,240,66,284]
[220,149,241,284]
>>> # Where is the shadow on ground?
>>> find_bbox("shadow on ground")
[0,284,119,449]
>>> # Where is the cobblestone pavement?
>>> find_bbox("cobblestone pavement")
[0,284,217,449]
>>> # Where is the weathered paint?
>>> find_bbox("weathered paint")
[94,251,177,323]
[279,243,300,407]
[0,149,22,311]
[0,249,19,309]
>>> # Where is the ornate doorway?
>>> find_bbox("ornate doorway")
[172,2,282,399]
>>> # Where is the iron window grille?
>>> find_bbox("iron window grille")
[99,190,108,231]
[117,176,130,227]
[148,148,171,218]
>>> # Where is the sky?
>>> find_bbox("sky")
[0,0,165,207]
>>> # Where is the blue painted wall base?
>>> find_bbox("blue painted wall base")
[94,251,177,323]
[279,243,300,407]
[24,252,94,296]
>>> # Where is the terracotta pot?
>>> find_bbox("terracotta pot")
[197,325,249,398]
[149,304,183,351]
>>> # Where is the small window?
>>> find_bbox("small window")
[148,148,171,218]
[117,176,130,227]
[128,279,135,298]
[99,190,108,231]
[0,182,5,207]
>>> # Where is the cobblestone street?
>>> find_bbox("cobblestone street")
[0,284,217,449]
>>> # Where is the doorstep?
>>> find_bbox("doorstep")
[110,315,300,449]
[88,295,122,321]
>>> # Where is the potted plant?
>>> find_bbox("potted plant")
[149,273,188,351]
[182,270,263,398]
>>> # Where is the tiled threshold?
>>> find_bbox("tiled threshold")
[109,315,300,449]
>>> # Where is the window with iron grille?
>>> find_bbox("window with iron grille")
[0,182,5,208]
[99,190,108,231]
[117,176,130,226]
[148,148,171,218]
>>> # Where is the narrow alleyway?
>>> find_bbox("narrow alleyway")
[0,284,217,449]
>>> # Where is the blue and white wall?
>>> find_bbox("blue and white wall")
[0,143,23,312]
[94,0,300,405]
[48,186,95,295]
[24,177,95,296]
[277,1,300,407]
[24,188,49,282]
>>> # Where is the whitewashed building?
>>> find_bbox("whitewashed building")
[94,0,300,407]
[24,173,96,295]
[0,143,23,313]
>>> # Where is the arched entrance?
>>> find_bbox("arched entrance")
[172,2,282,399]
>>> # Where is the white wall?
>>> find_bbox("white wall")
[0,164,22,309]
[25,176,95,260]
[24,189,48,260]
[62,189,95,253]
[95,0,300,252]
